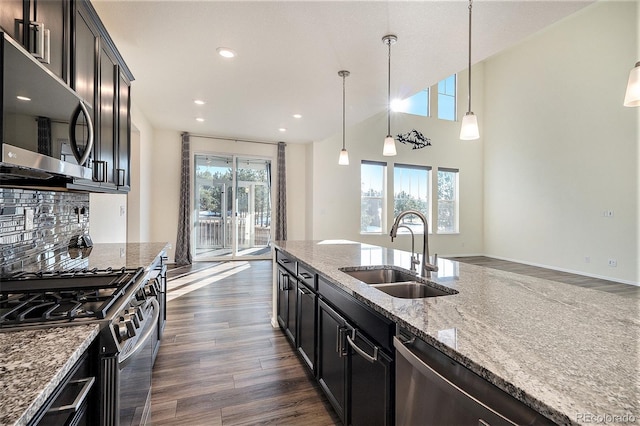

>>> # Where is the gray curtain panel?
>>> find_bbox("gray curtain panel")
[275,141,287,241]
[175,132,192,265]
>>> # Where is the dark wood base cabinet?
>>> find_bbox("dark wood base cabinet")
[275,249,394,426]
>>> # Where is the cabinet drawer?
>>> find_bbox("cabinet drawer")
[318,275,394,353]
[297,262,317,291]
[276,250,296,274]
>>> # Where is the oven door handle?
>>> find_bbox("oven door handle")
[119,298,159,369]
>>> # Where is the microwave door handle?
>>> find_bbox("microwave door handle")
[69,100,94,166]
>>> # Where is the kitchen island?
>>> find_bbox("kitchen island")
[274,240,639,425]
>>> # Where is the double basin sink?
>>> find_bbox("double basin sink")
[339,266,458,299]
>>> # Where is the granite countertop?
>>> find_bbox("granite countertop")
[274,240,640,425]
[0,324,100,426]
[7,242,169,275]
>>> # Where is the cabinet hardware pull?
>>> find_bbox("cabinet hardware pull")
[299,272,312,279]
[478,420,491,426]
[47,376,95,413]
[346,329,379,363]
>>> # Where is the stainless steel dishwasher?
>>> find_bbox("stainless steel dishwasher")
[394,333,551,425]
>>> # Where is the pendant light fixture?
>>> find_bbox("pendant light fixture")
[382,34,398,156]
[338,70,350,166]
[460,0,480,140]
[624,61,640,107]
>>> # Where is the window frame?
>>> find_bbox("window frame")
[437,167,460,234]
[437,74,457,122]
[393,163,432,234]
[360,160,388,235]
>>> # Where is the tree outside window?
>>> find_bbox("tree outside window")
[437,168,459,233]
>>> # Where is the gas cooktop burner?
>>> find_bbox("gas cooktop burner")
[0,267,144,328]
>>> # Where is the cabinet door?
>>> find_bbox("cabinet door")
[96,43,116,184]
[116,70,130,189]
[0,0,26,44]
[29,0,66,79]
[72,1,98,167]
[297,281,316,374]
[318,299,348,423]
[285,274,297,344]
[276,267,289,329]
[348,330,393,426]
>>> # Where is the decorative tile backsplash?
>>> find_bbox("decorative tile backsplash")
[0,188,90,275]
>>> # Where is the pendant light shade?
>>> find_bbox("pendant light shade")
[460,112,480,140]
[382,34,397,156]
[460,0,480,140]
[338,70,350,166]
[624,61,640,107]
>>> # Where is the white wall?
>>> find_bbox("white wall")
[89,193,127,243]
[483,1,639,283]
[310,70,485,257]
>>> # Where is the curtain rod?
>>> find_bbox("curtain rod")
[189,133,284,146]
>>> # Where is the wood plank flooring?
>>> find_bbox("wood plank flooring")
[150,260,340,426]
[450,256,639,298]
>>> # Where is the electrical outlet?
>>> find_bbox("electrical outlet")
[608,259,617,267]
[24,208,34,231]
[603,210,614,217]
[120,206,125,217]
[584,256,590,264]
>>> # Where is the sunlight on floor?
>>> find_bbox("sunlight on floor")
[166,261,253,302]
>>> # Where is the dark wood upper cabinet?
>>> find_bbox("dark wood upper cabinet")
[0,0,27,44]
[117,70,131,189]
[71,0,133,192]
[0,0,67,80]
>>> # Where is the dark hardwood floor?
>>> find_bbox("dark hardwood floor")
[450,256,639,298]
[150,260,339,425]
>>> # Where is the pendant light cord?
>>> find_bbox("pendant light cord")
[387,39,392,136]
[342,73,346,150]
[467,0,473,113]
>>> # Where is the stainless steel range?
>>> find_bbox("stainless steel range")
[0,266,164,425]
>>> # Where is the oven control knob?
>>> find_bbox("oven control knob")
[134,306,144,321]
[127,312,140,328]
[115,322,129,342]
[125,319,137,337]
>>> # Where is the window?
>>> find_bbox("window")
[391,89,429,117]
[437,74,456,121]
[361,161,387,233]
[394,164,431,234]
[437,168,459,233]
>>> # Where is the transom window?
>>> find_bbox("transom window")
[437,74,457,121]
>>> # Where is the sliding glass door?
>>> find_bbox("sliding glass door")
[194,154,272,260]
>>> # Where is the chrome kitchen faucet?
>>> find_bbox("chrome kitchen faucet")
[390,210,438,277]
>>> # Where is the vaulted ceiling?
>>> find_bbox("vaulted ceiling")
[92,0,592,144]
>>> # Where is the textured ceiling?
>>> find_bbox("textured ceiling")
[92,0,592,144]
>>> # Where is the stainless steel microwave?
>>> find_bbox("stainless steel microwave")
[1,31,95,187]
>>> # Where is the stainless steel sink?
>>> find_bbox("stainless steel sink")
[370,282,453,298]
[340,268,417,284]
[339,266,458,299]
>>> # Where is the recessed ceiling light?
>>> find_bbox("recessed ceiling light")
[194,99,206,105]
[278,128,287,132]
[17,95,31,101]
[216,47,236,59]
[293,114,302,119]
[196,117,205,122]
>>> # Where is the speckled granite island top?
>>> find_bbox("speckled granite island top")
[0,324,100,426]
[274,240,640,425]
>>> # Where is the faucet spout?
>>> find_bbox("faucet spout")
[390,210,438,277]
